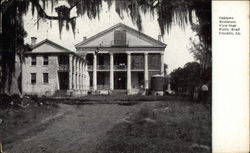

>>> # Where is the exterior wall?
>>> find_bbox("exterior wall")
[22,55,59,96]
[131,54,144,70]
[148,53,161,70]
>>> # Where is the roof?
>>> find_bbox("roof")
[27,39,85,60]
[31,39,73,53]
[75,23,167,48]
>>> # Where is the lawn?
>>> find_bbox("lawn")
[95,100,211,153]
[0,97,211,153]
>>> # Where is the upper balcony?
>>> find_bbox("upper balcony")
[87,65,111,71]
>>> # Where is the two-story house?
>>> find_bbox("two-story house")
[75,23,167,94]
[22,38,89,96]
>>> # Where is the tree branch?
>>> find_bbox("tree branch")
[31,0,76,20]
[139,0,159,8]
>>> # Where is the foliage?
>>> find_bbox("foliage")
[170,62,202,93]
[0,0,211,95]
[189,37,211,70]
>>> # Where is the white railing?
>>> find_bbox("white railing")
[131,65,144,70]
[97,65,110,70]
[58,65,69,71]
[88,65,93,70]
[114,65,127,70]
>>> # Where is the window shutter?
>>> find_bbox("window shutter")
[114,30,126,46]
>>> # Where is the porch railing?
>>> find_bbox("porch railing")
[131,65,144,70]
[114,65,127,70]
[97,65,110,70]
[88,65,93,70]
[58,65,69,71]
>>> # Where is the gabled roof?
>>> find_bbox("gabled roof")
[31,39,73,53]
[75,23,167,48]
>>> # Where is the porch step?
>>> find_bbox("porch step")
[53,90,68,97]
[112,90,127,95]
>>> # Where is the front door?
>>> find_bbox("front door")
[58,72,69,90]
[114,72,127,89]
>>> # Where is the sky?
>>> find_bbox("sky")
[23,1,196,73]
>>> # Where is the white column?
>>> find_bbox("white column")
[75,58,78,90]
[160,53,164,75]
[79,60,82,90]
[81,59,84,90]
[77,58,80,90]
[127,53,131,92]
[144,53,149,89]
[73,56,76,90]
[93,53,97,91]
[110,53,114,90]
[81,60,84,90]
[83,62,86,90]
[69,54,73,90]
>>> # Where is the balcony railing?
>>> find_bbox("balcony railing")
[58,65,69,71]
[131,65,144,70]
[114,64,127,70]
[87,65,110,71]
[88,65,93,70]
[97,65,110,70]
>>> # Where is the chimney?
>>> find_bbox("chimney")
[83,37,87,41]
[158,35,162,42]
[31,37,37,45]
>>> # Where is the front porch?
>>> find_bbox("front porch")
[86,52,164,95]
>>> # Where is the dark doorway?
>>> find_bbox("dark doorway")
[58,72,69,90]
[138,72,144,87]
[114,72,127,89]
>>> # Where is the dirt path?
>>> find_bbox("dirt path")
[5,104,137,153]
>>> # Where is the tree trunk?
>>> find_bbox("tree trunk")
[1,53,21,96]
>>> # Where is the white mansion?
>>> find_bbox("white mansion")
[22,23,166,96]
[75,23,166,94]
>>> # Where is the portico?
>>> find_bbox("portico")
[85,51,164,94]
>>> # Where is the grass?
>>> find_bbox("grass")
[95,100,211,153]
[0,103,59,147]
[42,95,190,104]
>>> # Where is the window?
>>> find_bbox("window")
[114,30,127,46]
[31,73,36,84]
[43,56,48,65]
[43,73,48,83]
[31,56,36,65]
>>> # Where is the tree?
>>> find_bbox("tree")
[170,62,201,93]
[0,0,211,95]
